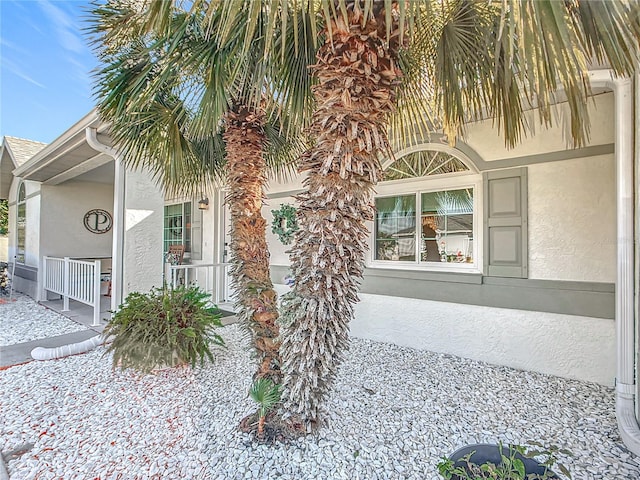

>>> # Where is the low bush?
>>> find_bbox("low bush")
[103,285,224,373]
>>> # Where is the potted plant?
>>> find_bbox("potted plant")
[103,284,224,373]
[437,442,571,480]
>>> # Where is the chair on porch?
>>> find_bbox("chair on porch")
[166,244,186,287]
[167,244,185,265]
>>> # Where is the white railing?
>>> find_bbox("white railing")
[167,262,236,309]
[42,256,103,326]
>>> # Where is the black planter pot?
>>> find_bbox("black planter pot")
[449,444,559,479]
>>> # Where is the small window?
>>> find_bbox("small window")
[163,201,201,260]
[164,202,188,254]
[16,182,26,263]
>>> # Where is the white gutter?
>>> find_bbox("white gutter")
[588,70,640,456]
[13,110,100,178]
[86,127,125,311]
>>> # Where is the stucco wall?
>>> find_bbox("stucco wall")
[528,154,616,282]
[0,235,7,262]
[351,292,615,386]
[463,92,615,161]
[39,181,113,259]
[274,283,615,386]
[122,167,164,296]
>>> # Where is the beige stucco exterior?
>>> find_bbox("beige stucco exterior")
[264,92,619,387]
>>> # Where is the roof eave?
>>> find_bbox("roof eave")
[13,109,103,179]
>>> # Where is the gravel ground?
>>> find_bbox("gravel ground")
[1,302,640,479]
[0,294,87,346]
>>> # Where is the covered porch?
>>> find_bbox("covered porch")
[11,110,165,315]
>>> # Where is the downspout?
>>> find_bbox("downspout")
[636,69,640,423]
[31,335,105,360]
[85,127,125,311]
[588,70,640,456]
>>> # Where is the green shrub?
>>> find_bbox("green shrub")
[249,378,283,438]
[103,285,225,373]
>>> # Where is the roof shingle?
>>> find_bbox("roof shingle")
[4,136,47,166]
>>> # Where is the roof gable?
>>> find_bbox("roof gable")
[4,136,47,167]
[1,136,47,199]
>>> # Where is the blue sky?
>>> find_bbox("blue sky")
[1,0,98,144]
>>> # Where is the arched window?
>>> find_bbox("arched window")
[16,182,26,263]
[373,147,480,269]
[384,149,470,181]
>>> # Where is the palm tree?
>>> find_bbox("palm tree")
[88,0,312,387]
[276,0,639,429]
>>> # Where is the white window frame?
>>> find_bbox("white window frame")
[163,201,192,256]
[368,168,483,274]
[16,181,26,264]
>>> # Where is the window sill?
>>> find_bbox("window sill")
[364,264,483,285]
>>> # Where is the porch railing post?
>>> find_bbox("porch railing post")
[92,260,101,326]
[62,257,70,311]
[215,264,222,305]
[41,256,48,301]
[171,265,177,288]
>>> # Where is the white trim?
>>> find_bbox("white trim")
[387,142,480,173]
[15,181,26,264]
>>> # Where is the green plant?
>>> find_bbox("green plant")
[103,285,224,373]
[249,378,282,438]
[0,199,8,235]
[437,442,571,480]
[271,204,299,245]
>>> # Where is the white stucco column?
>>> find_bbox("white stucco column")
[111,159,126,310]
[85,127,125,311]
[589,70,640,456]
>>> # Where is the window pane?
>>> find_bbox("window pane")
[17,200,26,263]
[163,204,184,253]
[184,201,192,253]
[421,188,473,263]
[375,195,416,261]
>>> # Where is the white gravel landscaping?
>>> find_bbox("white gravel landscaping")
[0,294,87,346]
[2,317,640,480]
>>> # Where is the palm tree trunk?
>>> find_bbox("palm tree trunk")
[223,103,282,385]
[280,2,402,427]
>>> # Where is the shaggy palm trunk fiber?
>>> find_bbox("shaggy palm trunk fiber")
[281,2,402,427]
[224,104,282,385]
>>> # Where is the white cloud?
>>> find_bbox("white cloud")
[1,58,45,88]
[37,0,87,54]
[0,37,30,56]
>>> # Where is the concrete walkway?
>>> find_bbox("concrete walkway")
[1,313,238,369]
[0,329,101,368]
